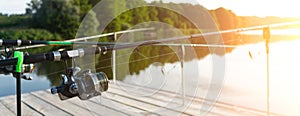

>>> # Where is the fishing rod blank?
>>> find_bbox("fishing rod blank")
[0,28,154,47]
[1,20,300,49]
[0,39,119,46]
[0,37,182,68]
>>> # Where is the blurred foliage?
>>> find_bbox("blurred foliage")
[29,0,81,39]
[0,29,62,53]
[0,14,30,29]
[77,10,99,37]
[2,0,300,82]
[0,29,61,41]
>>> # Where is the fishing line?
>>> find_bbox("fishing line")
[96,52,176,70]
[16,21,300,80]
[40,51,177,78]
[38,39,243,78]
[91,42,233,70]
[32,35,246,79]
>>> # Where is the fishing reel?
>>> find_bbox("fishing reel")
[51,66,109,100]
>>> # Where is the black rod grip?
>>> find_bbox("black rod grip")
[2,40,18,46]
[0,58,17,66]
[24,53,48,64]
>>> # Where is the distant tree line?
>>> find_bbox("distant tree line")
[1,0,300,80]
[2,0,299,40]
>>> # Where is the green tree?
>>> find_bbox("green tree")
[31,0,80,39]
[74,0,92,20]
[95,0,127,32]
[77,10,99,37]
[26,0,42,15]
[0,29,62,53]
[148,6,158,21]
[125,0,149,24]
[88,0,102,7]
[214,7,238,30]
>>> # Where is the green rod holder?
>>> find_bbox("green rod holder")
[14,51,24,73]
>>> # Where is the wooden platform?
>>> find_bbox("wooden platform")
[0,81,282,116]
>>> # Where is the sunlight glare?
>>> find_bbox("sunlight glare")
[197,0,300,17]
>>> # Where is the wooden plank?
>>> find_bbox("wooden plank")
[31,90,99,116]
[0,81,282,116]
[22,93,71,116]
[40,91,126,116]
[66,95,129,116]
[89,95,151,116]
[117,82,264,116]
[34,90,147,116]
[108,85,220,116]
[110,82,221,116]
[108,88,192,115]
[117,82,280,116]
[104,87,187,116]
[0,95,41,116]
[111,82,255,116]
[0,102,15,116]
[107,86,190,115]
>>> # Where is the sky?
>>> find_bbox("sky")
[0,0,31,14]
[0,0,300,18]
[196,0,300,18]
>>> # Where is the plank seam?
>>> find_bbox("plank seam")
[21,101,45,116]
[107,91,192,116]
[109,86,224,115]
[41,90,104,116]
[100,96,161,116]
[0,100,16,115]
[66,100,104,116]
[87,100,130,116]
[35,91,100,116]
[117,82,283,116]
[30,92,73,115]
[110,85,222,116]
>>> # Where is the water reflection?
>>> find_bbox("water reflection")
[121,39,300,115]
[36,61,65,86]
[0,73,50,97]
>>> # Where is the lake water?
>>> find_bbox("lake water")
[1,34,300,115]
[0,73,50,97]
[121,39,300,115]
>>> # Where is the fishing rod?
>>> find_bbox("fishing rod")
[0,39,120,46]
[0,39,241,47]
[1,20,300,48]
[0,28,154,50]
[0,37,193,67]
